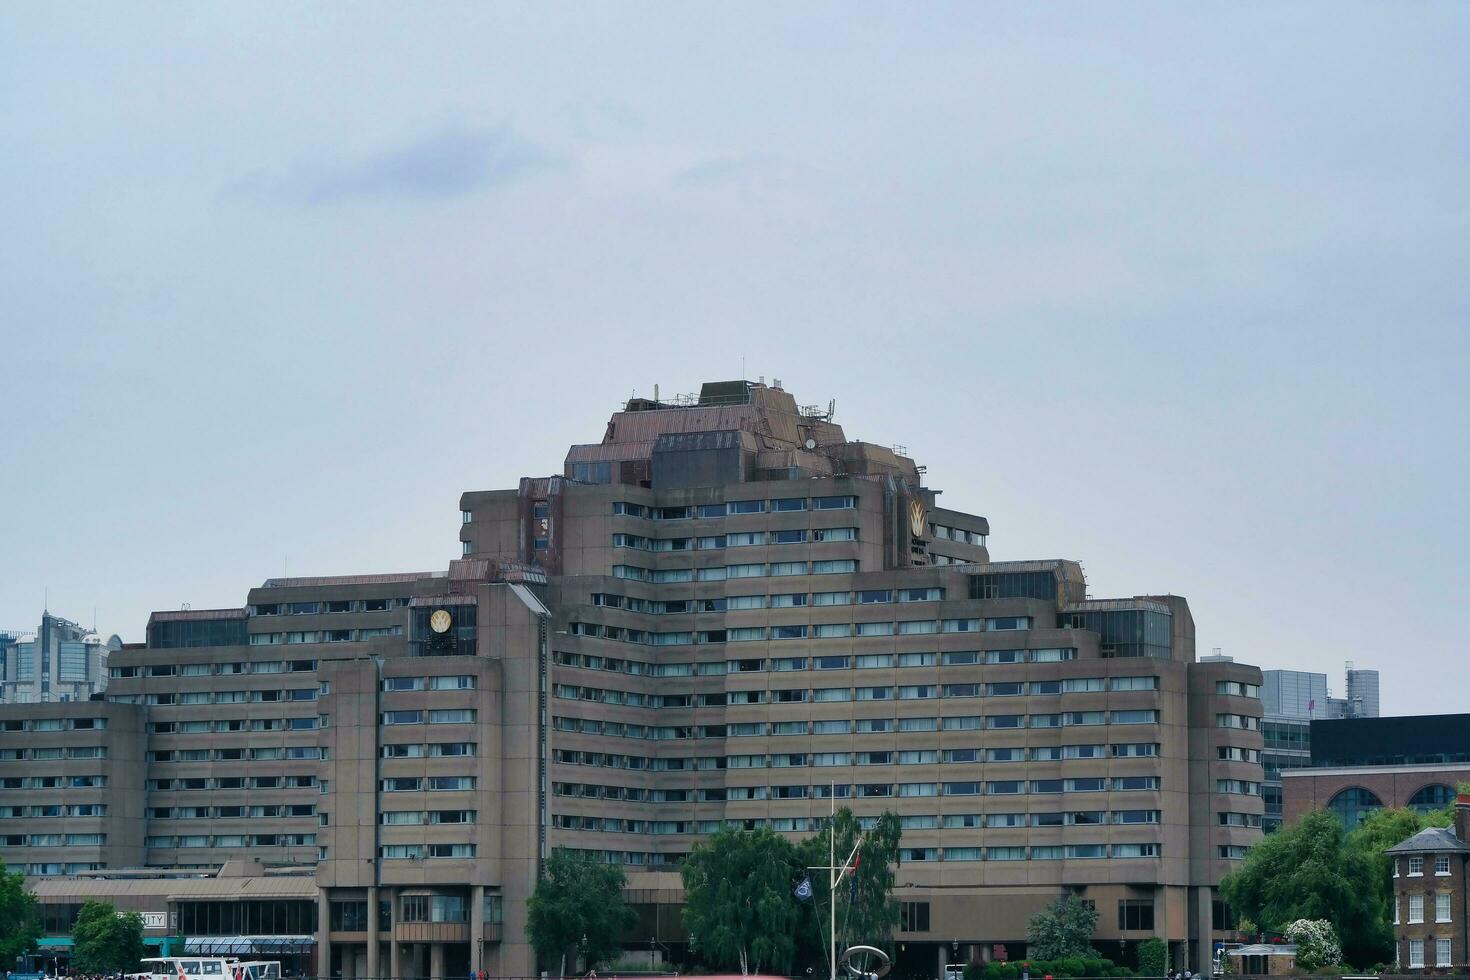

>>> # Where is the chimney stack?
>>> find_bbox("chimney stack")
[1456,793,1470,841]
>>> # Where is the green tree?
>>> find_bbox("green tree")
[682,827,802,975]
[1221,807,1440,967]
[794,809,903,973]
[71,901,146,974]
[0,866,41,964]
[1135,938,1167,978]
[1026,895,1099,960]
[527,850,636,975]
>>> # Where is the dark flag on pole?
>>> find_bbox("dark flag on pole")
[794,876,813,901]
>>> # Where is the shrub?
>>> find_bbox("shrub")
[1285,919,1343,973]
[1136,938,1167,978]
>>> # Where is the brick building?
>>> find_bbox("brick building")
[1387,795,1470,971]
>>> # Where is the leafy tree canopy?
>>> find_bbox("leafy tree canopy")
[0,867,41,964]
[682,827,802,975]
[1222,806,1446,966]
[72,901,146,975]
[794,809,903,972]
[1026,895,1099,960]
[527,850,636,973]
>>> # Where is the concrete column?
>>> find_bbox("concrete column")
[1195,886,1214,978]
[367,887,380,979]
[319,892,333,979]
[390,937,402,980]
[471,886,485,974]
[430,942,445,979]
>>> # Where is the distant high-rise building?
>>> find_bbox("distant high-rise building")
[1346,667,1381,718]
[1260,670,1329,833]
[0,612,120,703]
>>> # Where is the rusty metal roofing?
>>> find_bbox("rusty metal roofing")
[565,441,658,463]
[149,608,246,622]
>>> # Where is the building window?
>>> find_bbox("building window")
[1327,787,1384,829]
[1437,855,1452,876]
[1409,893,1424,924]
[1409,939,1423,969]
[1393,896,1399,925]
[1436,939,1451,968]
[900,901,930,932]
[1437,891,1452,923]
[1118,900,1155,931]
[1410,856,1425,876]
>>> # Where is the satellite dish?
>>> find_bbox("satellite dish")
[804,438,817,450]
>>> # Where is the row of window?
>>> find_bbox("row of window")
[149,717,321,733]
[1216,714,1261,730]
[148,746,326,762]
[1399,855,1454,876]
[1402,939,1453,970]
[380,776,477,792]
[613,497,859,519]
[382,675,477,691]
[0,746,107,760]
[1215,681,1261,698]
[592,588,946,613]
[132,688,320,706]
[112,659,318,678]
[553,647,1079,677]
[381,709,477,726]
[251,598,409,616]
[0,775,104,789]
[7,862,103,875]
[146,775,316,791]
[929,523,987,546]
[0,717,106,732]
[572,615,1031,642]
[0,804,106,818]
[381,742,476,759]
[549,751,1167,789]
[0,834,106,847]
[1216,779,1263,796]
[145,833,317,848]
[613,527,861,551]
[378,843,476,859]
[148,804,316,819]
[247,627,402,645]
[1394,892,1454,923]
[380,809,476,825]
[556,788,1164,826]
[613,560,861,582]
[565,676,1159,703]
[554,685,1163,722]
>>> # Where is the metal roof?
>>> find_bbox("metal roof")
[1386,827,1470,855]
[149,608,247,622]
[259,572,431,588]
[27,874,317,901]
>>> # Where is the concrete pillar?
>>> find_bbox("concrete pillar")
[319,892,333,979]
[471,886,485,974]
[390,938,402,980]
[1195,886,1214,978]
[429,942,445,979]
[367,887,380,979]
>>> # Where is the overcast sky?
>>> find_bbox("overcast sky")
[2,4,1466,714]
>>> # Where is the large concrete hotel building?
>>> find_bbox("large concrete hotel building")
[0,380,1263,978]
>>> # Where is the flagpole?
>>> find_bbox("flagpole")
[830,781,837,980]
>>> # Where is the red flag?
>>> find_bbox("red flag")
[848,853,861,876]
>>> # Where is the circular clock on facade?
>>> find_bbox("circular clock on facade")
[429,609,453,634]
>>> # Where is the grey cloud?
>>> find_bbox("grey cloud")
[221,123,554,206]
